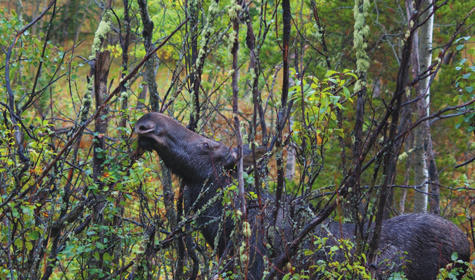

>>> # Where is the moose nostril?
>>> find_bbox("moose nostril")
[139,125,149,131]
[136,123,154,134]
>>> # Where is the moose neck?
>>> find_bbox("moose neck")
[153,146,235,250]
[182,173,230,212]
[182,172,234,250]
[152,143,234,215]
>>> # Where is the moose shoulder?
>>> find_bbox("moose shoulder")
[135,112,470,280]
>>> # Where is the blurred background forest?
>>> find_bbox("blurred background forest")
[1,0,475,279]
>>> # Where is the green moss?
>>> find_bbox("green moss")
[79,76,94,124]
[228,0,242,20]
[208,0,219,15]
[353,0,370,93]
[242,221,251,238]
[90,9,113,58]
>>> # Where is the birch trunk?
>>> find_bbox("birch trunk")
[412,0,435,213]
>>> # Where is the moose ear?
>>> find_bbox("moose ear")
[230,145,267,169]
[242,145,267,169]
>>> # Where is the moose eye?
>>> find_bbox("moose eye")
[202,143,210,149]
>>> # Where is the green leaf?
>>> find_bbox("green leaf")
[451,252,459,261]
[22,206,32,215]
[96,242,105,250]
[14,238,23,248]
[103,252,113,262]
[330,95,340,104]
[343,87,350,98]
[304,250,314,256]
[28,231,40,240]
[345,72,358,79]
[77,245,85,254]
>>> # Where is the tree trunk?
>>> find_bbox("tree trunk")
[412,124,429,213]
[285,110,295,180]
[273,0,291,226]
[419,1,440,215]
[92,51,111,185]
[411,0,435,214]
[427,135,440,214]
[137,0,160,112]
[187,0,201,131]
[91,50,111,278]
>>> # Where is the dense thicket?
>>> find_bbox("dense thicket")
[0,0,474,279]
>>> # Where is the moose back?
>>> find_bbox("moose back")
[135,112,470,280]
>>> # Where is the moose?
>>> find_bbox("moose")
[135,112,471,280]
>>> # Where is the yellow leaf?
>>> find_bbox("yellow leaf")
[317,134,323,145]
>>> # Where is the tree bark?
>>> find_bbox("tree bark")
[420,1,440,215]
[410,0,435,214]
[137,0,160,112]
[273,0,291,225]
[92,51,111,183]
[91,50,111,278]
[187,0,201,131]
[118,0,131,131]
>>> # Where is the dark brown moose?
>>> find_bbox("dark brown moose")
[135,112,471,280]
